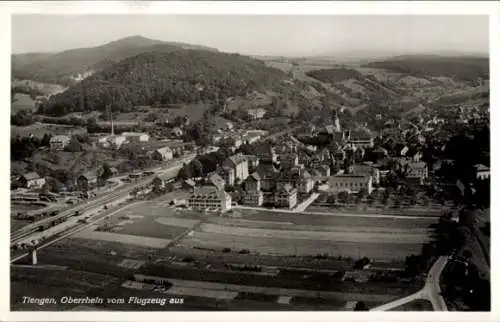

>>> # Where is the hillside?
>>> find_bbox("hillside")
[362,55,489,83]
[12,36,219,86]
[36,50,288,116]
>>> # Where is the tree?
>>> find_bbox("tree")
[11,109,35,126]
[100,163,113,181]
[64,138,83,152]
[338,191,349,204]
[354,301,368,311]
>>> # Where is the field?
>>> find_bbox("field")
[11,93,36,113]
[71,198,198,248]
[175,209,436,261]
[11,123,87,139]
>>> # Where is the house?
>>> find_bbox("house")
[219,135,242,149]
[182,179,196,192]
[351,163,380,185]
[328,174,373,194]
[152,147,173,161]
[405,162,429,184]
[225,122,234,131]
[218,166,235,186]
[279,153,299,170]
[346,130,374,148]
[188,186,232,213]
[77,172,98,191]
[475,164,490,180]
[123,132,149,143]
[49,135,71,150]
[317,164,331,177]
[171,127,183,137]
[244,155,260,173]
[247,108,266,120]
[254,163,280,191]
[224,154,249,182]
[99,135,127,149]
[274,184,297,209]
[19,172,45,189]
[297,170,315,194]
[243,173,264,206]
[253,143,277,163]
[207,172,226,191]
[242,132,261,144]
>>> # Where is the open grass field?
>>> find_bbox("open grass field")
[11,93,36,113]
[11,123,87,139]
[174,208,435,260]
[72,229,171,248]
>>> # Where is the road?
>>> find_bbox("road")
[11,155,194,245]
[294,193,320,212]
[370,256,449,311]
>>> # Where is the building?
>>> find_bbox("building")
[244,155,260,173]
[247,108,266,120]
[218,166,236,186]
[405,162,429,184]
[475,164,490,180]
[49,135,71,150]
[225,122,234,131]
[254,163,280,191]
[254,143,277,163]
[219,135,242,149]
[152,147,173,161]
[317,164,331,177]
[223,155,249,182]
[351,163,380,185]
[98,135,127,149]
[297,170,315,194]
[171,127,183,137]
[242,132,261,144]
[274,184,297,208]
[19,172,45,189]
[77,172,98,191]
[346,130,374,148]
[207,172,226,191]
[279,153,299,170]
[328,174,373,194]
[123,132,149,143]
[243,173,264,206]
[187,186,232,213]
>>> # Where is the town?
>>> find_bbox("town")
[9,14,490,313]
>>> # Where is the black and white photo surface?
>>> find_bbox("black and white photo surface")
[8,12,490,314]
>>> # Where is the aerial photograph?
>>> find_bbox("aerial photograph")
[9,14,490,312]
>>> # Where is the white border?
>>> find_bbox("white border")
[1,2,498,322]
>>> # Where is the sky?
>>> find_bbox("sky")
[11,15,489,57]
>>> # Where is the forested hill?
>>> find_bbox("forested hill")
[12,36,219,86]
[36,50,288,116]
[362,55,489,83]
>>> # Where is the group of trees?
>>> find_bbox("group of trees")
[36,50,287,117]
[176,149,231,180]
[11,134,51,161]
[11,84,44,100]
[11,109,36,126]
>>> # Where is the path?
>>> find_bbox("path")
[370,256,448,311]
[294,193,320,212]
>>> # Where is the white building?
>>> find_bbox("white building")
[152,147,173,161]
[122,132,150,143]
[98,135,127,149]
[475,164,490,180]
[187,186,232,213]
[19,172,46,189]
[328,174,373,194]
[49,135,71,150]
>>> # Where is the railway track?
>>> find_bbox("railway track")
[11,158,191,246]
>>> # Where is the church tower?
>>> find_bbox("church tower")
[333,110,341,133]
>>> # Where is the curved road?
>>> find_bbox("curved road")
[370,256,448,311]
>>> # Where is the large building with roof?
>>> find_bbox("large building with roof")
[49,135,71,150]
[187,186,232,213]
[19,172,45,189]
[274,184,298,209]
[243,173,264,206]
[328,174,373,194]
[223,154,249,182]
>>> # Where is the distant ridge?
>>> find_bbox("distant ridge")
[12,36,219,86]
